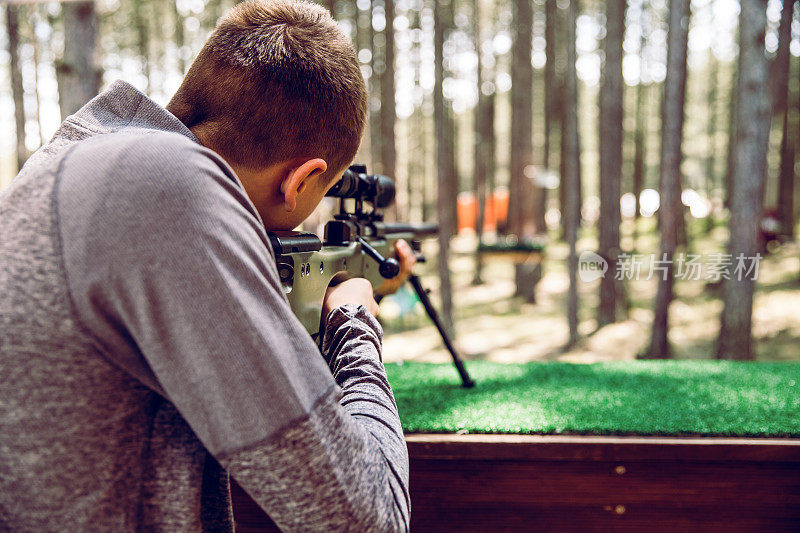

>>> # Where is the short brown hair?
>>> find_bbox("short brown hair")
[167,0,367,182]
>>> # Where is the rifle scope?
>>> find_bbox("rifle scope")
[325,164,395,209]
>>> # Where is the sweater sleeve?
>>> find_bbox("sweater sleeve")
[220,307,409,532]
[57,131,409,531]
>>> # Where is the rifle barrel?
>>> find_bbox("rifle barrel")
[375,222,438,237]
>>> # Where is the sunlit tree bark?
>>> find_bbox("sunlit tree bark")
[563,0,581,347]
[717,0,771,360]
[724,23,741,209]
[172,0,186,75]
[472,0,488,285]
[6,4,27,172]
[509,0,540,302]
[508,0,534,239]
[29,7,45,149]
[380,0,398,216]
[407,3,423,219]
[598,0,626,327]
[704,52,720,232]
[368,0,381,171]
[57,1,101,118]
[132,0,152,94]
[774,0,796,238]
[434,0,455,337]
[645,0,690,358]
[544,0,558,177]
[632,4,650,225]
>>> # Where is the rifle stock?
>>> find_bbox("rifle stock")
[268,224,437,338]
[267,164,474,387]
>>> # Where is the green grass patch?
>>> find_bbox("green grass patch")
[386,361,800,437]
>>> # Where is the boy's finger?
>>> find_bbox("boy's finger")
[395,240,416,268]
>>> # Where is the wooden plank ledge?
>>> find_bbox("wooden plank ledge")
[405,433,800,462]
[406,433,800,531]
[234,433,800,531]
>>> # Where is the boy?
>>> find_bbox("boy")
[0,1,413,531]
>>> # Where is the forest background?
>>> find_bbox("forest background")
[2,0,799,363]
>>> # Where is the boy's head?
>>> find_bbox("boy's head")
[167,0,367,229]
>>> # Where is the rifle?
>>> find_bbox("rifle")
[266,164,474,388]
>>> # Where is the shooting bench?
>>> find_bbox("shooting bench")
[477,239,546,264]
[232,361,800,531]
[477,240,545,303]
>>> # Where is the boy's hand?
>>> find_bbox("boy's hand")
[322,278,380,329]
[374,240,417,297]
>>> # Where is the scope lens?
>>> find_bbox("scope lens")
[325,166,395,209]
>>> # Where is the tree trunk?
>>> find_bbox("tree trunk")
[30,7,45,149]
[632,86,647,222]
[774,0,795,238]
[472,0,488,285]
[172,0,187,75]
[544,0,556,174]
[421,96,430,221]
[531,0,547,236]
[368,1,381,172]
[598,0,626,327]
[704,52,719,232]
[724,24,742,209]
[508,0,534,238]
[355,1,370,167]
[202,0,223,29]
[632,4,649,226]
[408,5,422,220]
[644,0,690,359]
[777,108,795,238]
[486,88,496,205]
[563,0,581,347]
[6,4,27,172]
[434,0,455,337]
[472,0,497,285]
[771,0,794,117]
[132,0,152,94]
[717,0,771,360]
[445,0,459,235]
[381,0,398,217]
[509,0,540,301]
[797,44,800,235]
[551,2,568,241]
[57,1,101,119]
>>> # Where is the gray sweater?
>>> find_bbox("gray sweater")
[0,80,409,532]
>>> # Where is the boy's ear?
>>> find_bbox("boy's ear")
[280,158,327,212]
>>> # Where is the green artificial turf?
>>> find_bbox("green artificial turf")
[385,361,800,437]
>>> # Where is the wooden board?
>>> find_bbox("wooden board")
[407,434,800,532]
[477,250,543,264]
[232,434,800,532]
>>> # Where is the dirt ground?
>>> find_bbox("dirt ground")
[380,225,800,364]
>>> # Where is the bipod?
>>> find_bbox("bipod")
[407,274,475,388]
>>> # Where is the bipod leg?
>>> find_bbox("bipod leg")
[408,275,475,388]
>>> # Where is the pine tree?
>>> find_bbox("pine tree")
[563,0,581,347]
[57,2,101,118]
[644,0,691,358]
[598,0,627,326]
[6,4,26,172]
[717,0,772,360]
[434,0,456,337]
